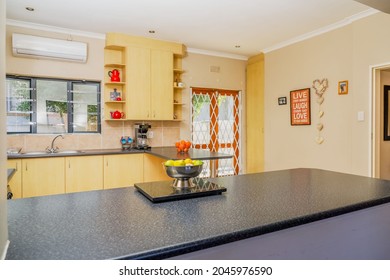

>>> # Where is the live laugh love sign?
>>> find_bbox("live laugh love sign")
[290,88,311,125]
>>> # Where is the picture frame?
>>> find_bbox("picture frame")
[290,88,311,125]
[338,80,348,95]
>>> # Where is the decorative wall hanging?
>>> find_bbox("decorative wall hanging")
[278,97,287,105]
[290,88,311,125]
[312,78,329,144]
[338,80,348,95]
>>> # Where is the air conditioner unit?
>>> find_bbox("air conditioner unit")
[12,33,88,63]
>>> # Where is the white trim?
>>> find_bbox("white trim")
[6,19,106,40]
[262,8,378,53]
[187,48,248,61]
[1,240,10,260]
[369,61,390,178]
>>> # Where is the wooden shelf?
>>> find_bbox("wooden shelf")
[105,82,125,86]
[174,103,184,105]
[174,86,185,89]
[105,63,126,68]
[105,101,126,104]
[174,68,185,73]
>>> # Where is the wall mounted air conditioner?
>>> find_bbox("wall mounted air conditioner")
[12,33,88,63]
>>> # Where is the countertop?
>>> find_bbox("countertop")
[6,168,390,260]
[7,146,233,160]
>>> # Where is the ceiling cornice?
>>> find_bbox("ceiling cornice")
[6,19,106,39]
[187,48,248,61]
[262,8,378,54]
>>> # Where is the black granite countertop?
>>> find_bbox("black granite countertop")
[6,168,390,260]
[7,146,232,161]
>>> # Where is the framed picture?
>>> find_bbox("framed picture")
[338,80,348,95]
[290,88,311,125]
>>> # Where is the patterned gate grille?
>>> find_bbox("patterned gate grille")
[191,87,241,177]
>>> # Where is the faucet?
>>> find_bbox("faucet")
[46,134,64,153]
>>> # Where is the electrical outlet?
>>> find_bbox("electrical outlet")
[147,131,154,138]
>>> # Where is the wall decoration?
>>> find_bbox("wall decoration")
[290,88,311,125]
[278,97,287,105]
[338,80,348,95]
[312,78,329,144]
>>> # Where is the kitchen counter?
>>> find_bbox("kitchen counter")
[7,146,232,160]
[6,168,390,260]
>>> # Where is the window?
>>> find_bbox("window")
[6,75,101,134]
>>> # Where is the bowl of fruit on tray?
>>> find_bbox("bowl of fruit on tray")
[163,158,204,188]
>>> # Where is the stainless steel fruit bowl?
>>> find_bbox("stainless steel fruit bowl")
[163,164,204,189]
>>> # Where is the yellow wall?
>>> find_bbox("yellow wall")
[264,12,390,176]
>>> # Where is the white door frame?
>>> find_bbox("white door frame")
[370,62,390,178]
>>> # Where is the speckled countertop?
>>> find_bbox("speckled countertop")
[6,168,390,260]
[7,146,232,160]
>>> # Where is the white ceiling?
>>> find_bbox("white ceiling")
[5,0,380,58]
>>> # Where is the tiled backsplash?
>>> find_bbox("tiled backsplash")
[7,120,181,152]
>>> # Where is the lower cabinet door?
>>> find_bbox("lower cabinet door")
[66,156,103,193]
[22,158,65,198]
[7,159,22,199]
[143,154,171,182]
[104,154,144,189]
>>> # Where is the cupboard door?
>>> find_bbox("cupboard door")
[22,158,65,198]
[65,156,103,193]
[126,47,151,119]
[143,154,171,182]
[7,159,22,199]
[151,49,174,120]
[104,154,144,189]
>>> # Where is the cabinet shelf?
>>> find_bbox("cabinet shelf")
[105,101,125,104]
[173,68,185,73]
[105,82,126,86]
[174,86,185,89]
[105,63,126,68]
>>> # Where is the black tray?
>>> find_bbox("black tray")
[134,178,226,203]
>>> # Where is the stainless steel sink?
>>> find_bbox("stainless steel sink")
[55,150,84,154]
[22,150,84,155]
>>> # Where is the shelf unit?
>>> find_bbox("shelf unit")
[104,46,127,121]
[173,56,185,121]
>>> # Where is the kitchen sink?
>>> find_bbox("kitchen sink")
[21,150,85,155]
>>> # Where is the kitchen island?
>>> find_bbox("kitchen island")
[6,168,390,259]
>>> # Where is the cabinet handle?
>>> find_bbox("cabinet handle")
[25,163,27,171]
[106,160,108,167]
[68,162,70,168]
[153,111,156,118]
[16,162,18,171]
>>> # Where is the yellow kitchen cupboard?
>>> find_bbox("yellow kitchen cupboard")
[7,159,22,199]
[103,154,144,189]
[22,157,65,198]
[143,154,171,182]
[125,47,173,120]
[65,156,103,193]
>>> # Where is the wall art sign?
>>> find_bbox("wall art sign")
[278,97,287,105]
[338,80,348,95]
[290,88,311,125]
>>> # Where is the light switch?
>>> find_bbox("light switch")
[357,111,365,122]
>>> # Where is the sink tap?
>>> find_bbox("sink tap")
[46,134,64,153]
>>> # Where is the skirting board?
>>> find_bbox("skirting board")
[0,240,10,260]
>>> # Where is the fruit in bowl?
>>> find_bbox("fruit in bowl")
[163,158,204,182]
[175,140,191,153]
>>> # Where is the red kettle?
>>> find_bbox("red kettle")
[110,110,124,119]
[108,69,120,82]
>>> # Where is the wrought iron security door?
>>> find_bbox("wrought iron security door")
[191,87,241,177]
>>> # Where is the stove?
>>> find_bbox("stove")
[134,178,226,203]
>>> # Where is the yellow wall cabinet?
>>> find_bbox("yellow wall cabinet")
[104,33,186,121]
[126,47,173,120]
[143,154,171,182]
[103,154,144,189]
[65,156,103,193]
[7,159,22,199]
[22,158,65,198]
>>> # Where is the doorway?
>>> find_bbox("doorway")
[191,87,242,177]
[372,65,390,179]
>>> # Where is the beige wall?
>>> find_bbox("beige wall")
[264,12,390,176]
[1,0,9,259]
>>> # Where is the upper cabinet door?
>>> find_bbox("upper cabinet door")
[126,47,151,119]
[151,49,173,120]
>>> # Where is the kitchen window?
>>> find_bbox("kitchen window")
[6,75,101,134]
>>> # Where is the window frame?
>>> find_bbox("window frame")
[6,75,101,134]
